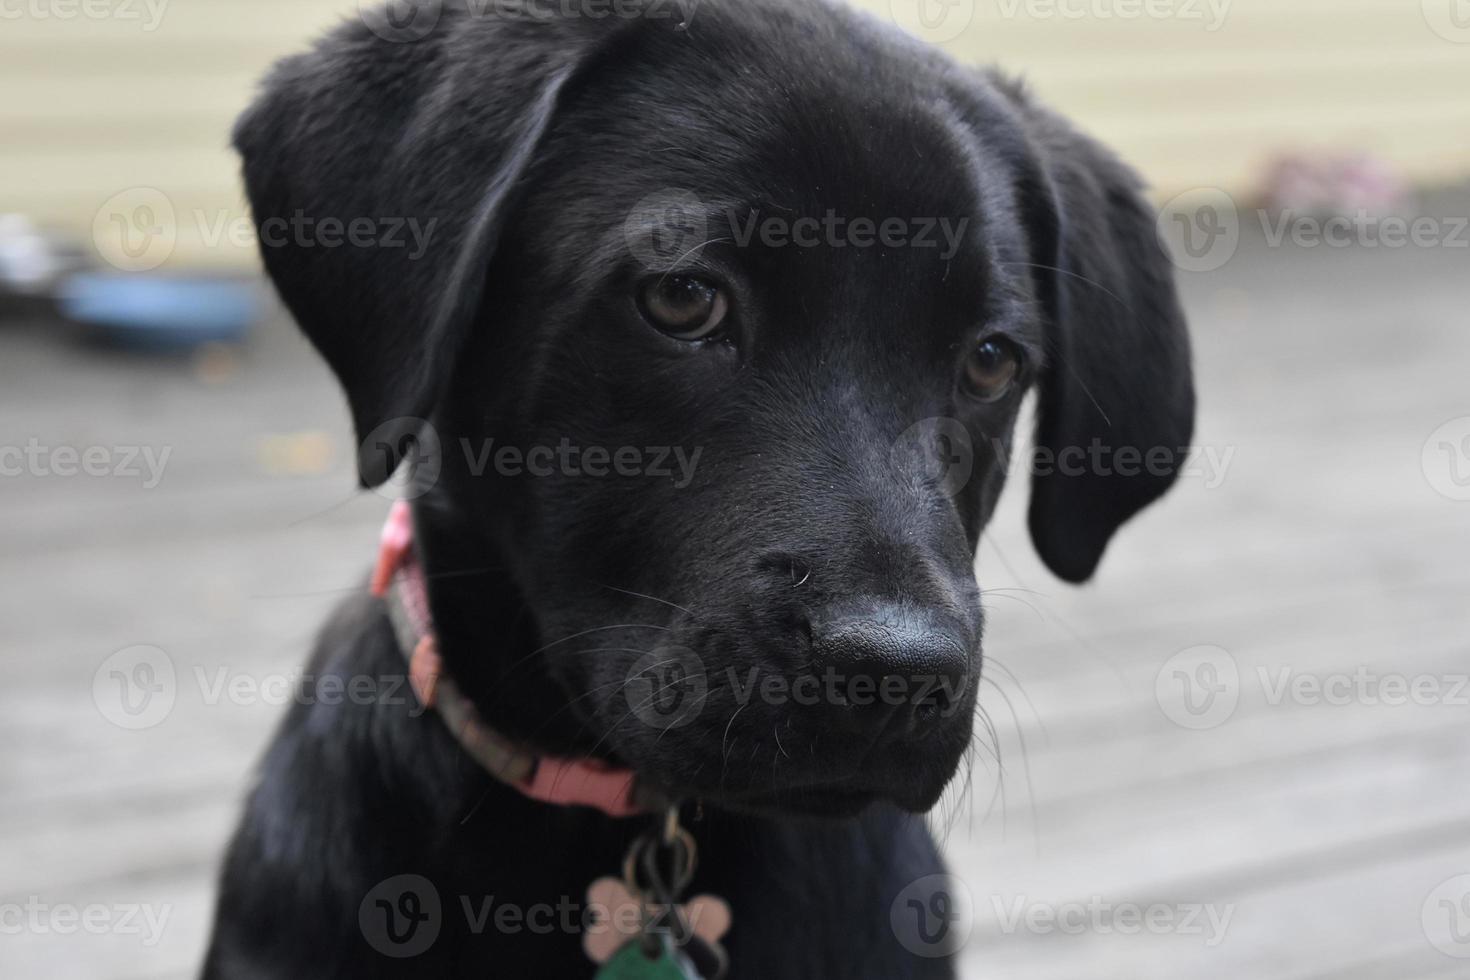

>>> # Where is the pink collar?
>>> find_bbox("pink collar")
[371,500,647,818]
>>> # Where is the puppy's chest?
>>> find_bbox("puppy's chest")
[427,827,951,980]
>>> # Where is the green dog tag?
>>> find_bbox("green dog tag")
[594,935,701,980]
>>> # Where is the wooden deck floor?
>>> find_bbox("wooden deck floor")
[2,216,1468,978]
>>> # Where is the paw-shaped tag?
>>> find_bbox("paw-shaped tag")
[583,877,731,965]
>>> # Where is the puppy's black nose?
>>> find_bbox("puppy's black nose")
[808,604,972,737]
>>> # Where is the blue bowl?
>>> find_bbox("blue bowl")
[59,273,262,349]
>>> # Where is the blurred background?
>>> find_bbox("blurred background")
[2,1,1468,977]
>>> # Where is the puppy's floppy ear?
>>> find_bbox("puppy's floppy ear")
[995,79,1196,583]
[234,10,616,485]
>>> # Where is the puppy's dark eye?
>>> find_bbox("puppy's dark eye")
[637,274,729,341]
[963,337,1022,402]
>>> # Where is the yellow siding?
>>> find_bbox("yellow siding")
[870,0,1470,195]
[2,0,354,269]
[4,0,1468,269]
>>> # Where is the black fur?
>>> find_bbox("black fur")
[205,0,1193,976]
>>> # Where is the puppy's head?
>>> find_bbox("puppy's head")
[237,0,1193,815]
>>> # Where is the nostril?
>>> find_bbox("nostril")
[912,679,954,722]
[755,551,813,589]
[809,603,971,735]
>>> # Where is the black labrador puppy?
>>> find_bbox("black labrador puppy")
[204,0,1193,976]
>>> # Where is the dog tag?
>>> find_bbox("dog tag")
[594,934,701,980]
[587,806,730,979]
